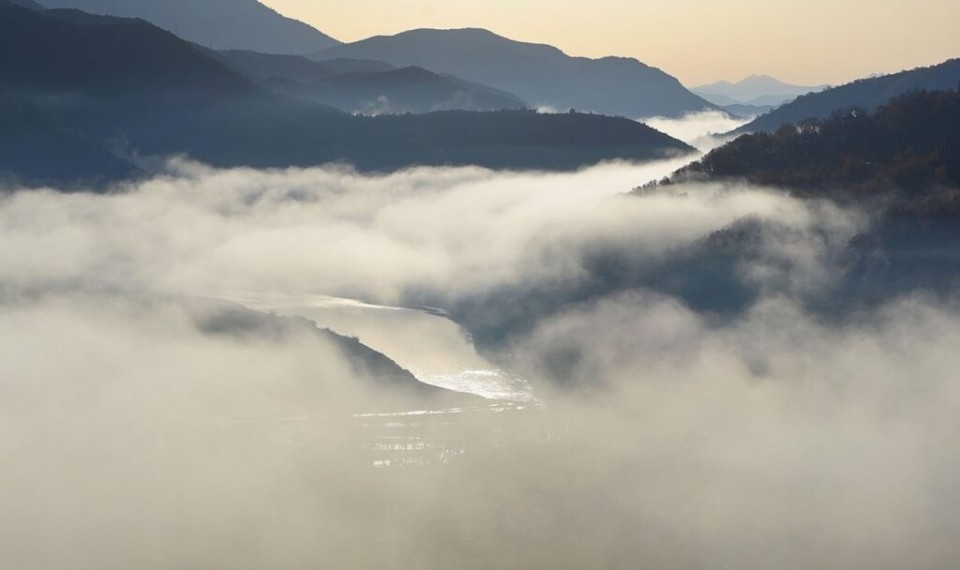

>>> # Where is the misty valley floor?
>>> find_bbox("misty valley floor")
[3,1,960,567]
[3,151,960,569]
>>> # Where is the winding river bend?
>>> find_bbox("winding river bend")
[213,293,543,466]
[225,292,536,402]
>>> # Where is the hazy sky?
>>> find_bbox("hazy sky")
[262,0,960,86]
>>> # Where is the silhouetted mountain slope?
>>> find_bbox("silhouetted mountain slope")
[721,103,775,118]
[694,75,825,107]
[264,70,527,114]
[0,7,252,94]
[338,110,693,171]
[0,3,319,178]
[1,0,44,9]
[311,28,716,118]
[212,50,316,83]
[217,50,527,114]
[0,89,141,186]
[443,74,526,105]
[746,94,800,107]
[38,0,340,54]
[320,58,396,75]
[214,50,375,84]
[0,5,692,185]
[735,59,960,134]
[0,3,254,184]
[672,90,960,214]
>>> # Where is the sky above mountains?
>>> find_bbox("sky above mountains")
[262,0,960,85]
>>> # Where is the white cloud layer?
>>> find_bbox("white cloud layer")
[0,158,853,305]
[1,159,958,569]
[642,109,751,151]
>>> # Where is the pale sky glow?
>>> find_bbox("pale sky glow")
[262,0,960,86]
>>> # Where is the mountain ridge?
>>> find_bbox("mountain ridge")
[0,4,693,186]
[37,0,341,54]
[665,89,960,211]
[1,0,44,9]
[216,49,528,114]
[733,59,960,134]
[310,27,717,118]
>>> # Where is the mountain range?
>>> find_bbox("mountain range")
[215,50,527,114]
[693,75,826,107]
[311,28,717,118]
[0,3,692,186]
[36,0,341,54]
[22,0,716,119]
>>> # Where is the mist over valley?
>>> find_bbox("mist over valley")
[2,1,960,568]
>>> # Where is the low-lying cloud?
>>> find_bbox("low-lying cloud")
[511,291,960,570]
[642,109,751,151]
[1,158,958,569]
[0,158,854,306]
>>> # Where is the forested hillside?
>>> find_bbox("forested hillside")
[676,90,960,217]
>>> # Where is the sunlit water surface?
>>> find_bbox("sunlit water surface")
[223,292,536,402]
[206,159,705,464]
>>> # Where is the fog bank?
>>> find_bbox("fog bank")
[1,158,958,569]
[642,109,751,151]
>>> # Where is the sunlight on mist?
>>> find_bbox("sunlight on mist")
[1,156,958,569]
[641,110,751,151]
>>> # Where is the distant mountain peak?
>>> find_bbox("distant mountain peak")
[692,74,826,107]
[381,27,568,57]
[414,27,500,36]
[735,74,807,90]
[398,27,513,38]
[700,74,807,90]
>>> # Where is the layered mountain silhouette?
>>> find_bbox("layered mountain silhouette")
[0,88,141,186]
[734,59,960,134]
[211,51,395,85]
[311,28,717,118]
[37,0,341,54]
[0,4,692,186]
[675,90,960,205]
[216,50,527,114]
[693,75,826,108]
[720,103,776,118]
